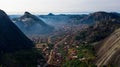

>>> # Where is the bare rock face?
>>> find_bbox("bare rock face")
[95,28,120,67]
[0,10,34,53]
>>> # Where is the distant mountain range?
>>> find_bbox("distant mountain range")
[80,11,120,24]
[39,12,120,25]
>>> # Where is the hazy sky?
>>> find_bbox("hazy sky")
[0,0,119,14]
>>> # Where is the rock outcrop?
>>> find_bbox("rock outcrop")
[95,28,120,67]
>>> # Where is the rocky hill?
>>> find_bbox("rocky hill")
[95,28,120,67]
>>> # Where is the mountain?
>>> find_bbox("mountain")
[0,10,46,67]
[0,10,34,52]
[76,12,120,43]
[80,11,120,24]
[95,28,120,67]
[12,12,54,35]
[48,13,55,16]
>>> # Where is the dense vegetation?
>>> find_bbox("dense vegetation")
[62,44,96,67]
[0,49,45,67]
